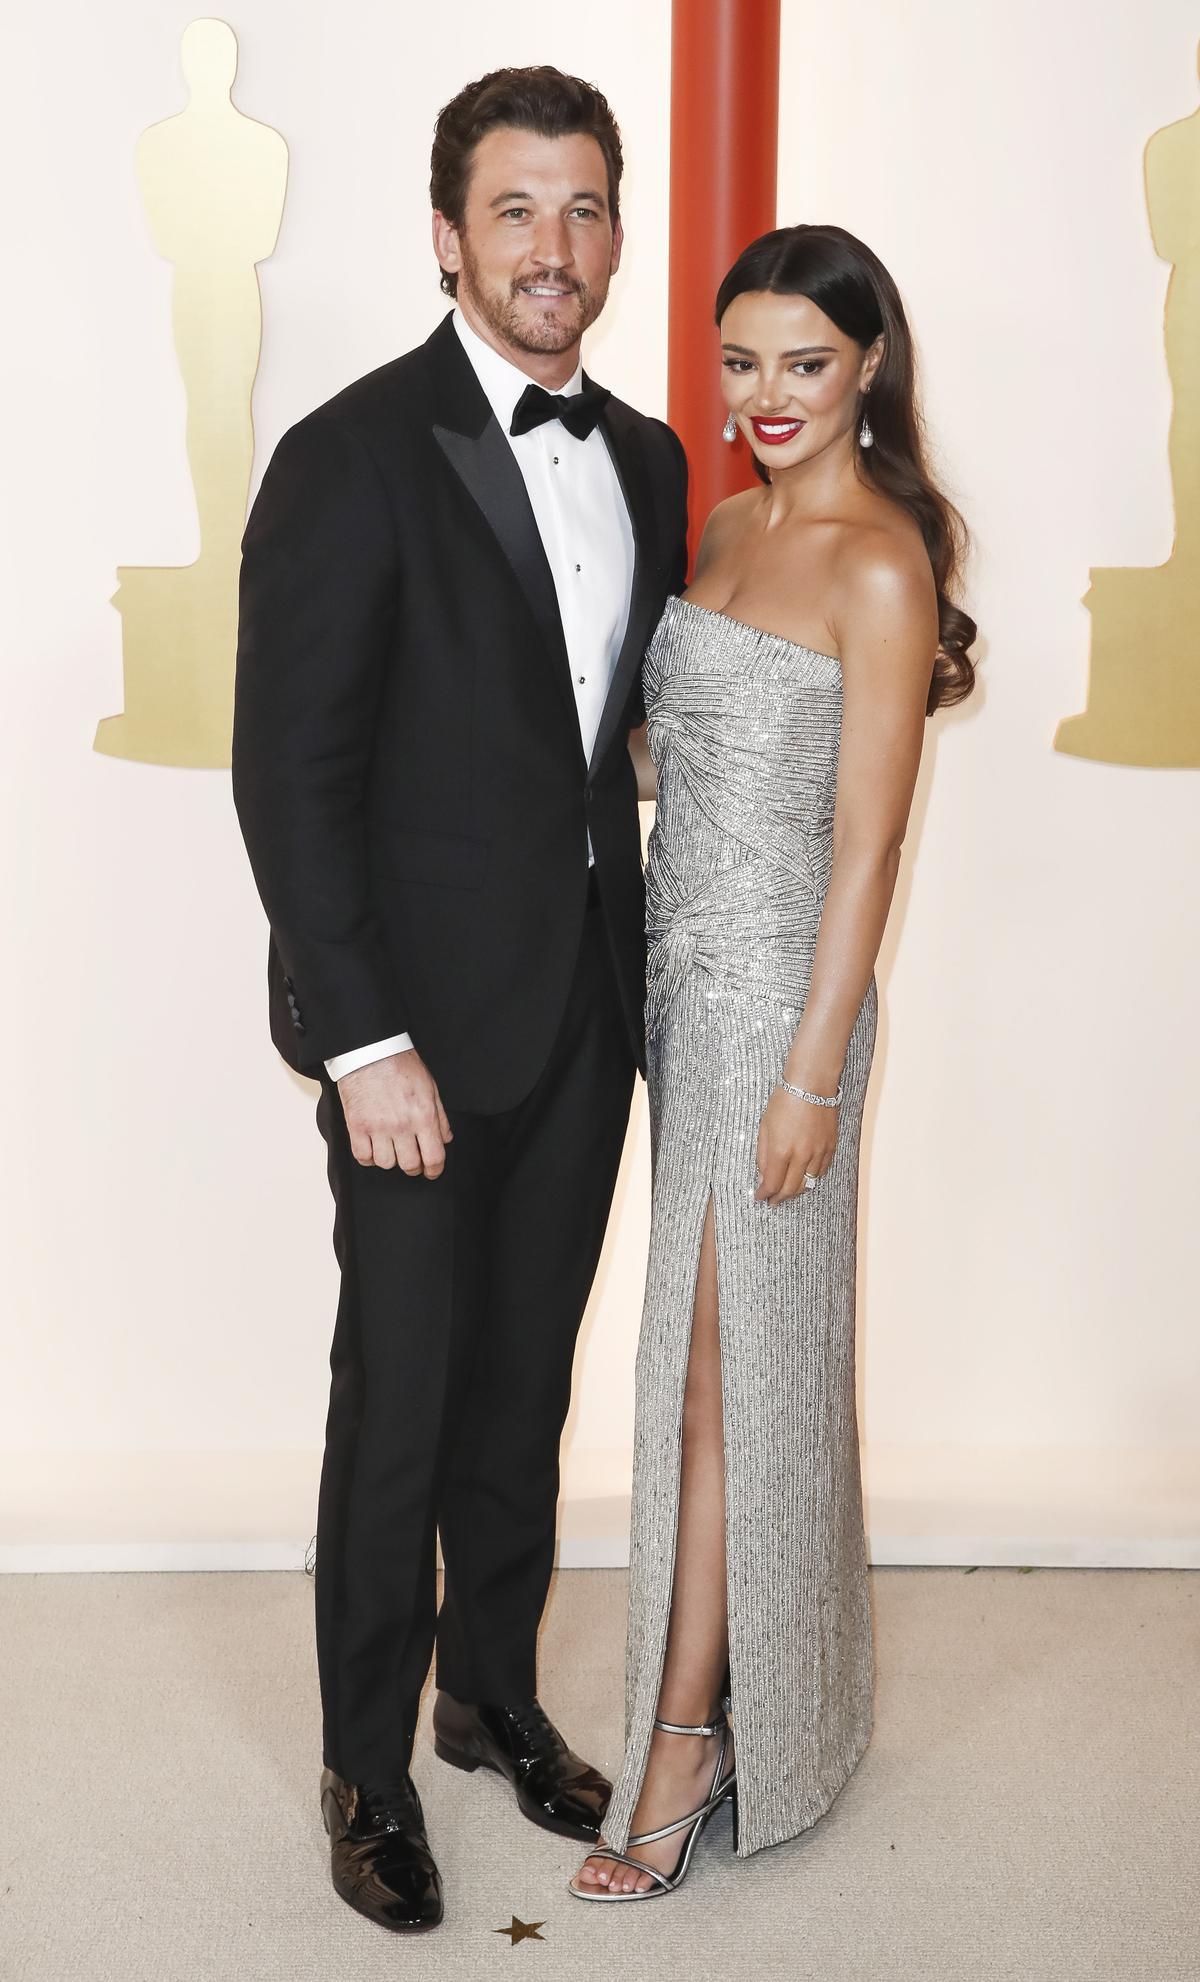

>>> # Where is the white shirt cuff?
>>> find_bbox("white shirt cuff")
[324,1033,415,1080]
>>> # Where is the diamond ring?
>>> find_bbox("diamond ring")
[803,1173,818,1192]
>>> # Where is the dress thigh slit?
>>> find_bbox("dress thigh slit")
[603,1153,732,1848]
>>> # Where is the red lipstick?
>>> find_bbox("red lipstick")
[750,417,806,446]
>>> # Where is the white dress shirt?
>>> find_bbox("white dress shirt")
[324,308,636,1082]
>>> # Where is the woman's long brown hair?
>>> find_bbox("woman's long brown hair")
[716,225,976,714]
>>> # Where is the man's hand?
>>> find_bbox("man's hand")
[336,1051,453,1177]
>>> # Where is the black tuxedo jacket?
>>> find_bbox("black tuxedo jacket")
[232,313,689,1113]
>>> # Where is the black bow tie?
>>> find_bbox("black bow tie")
[510,379,611,442]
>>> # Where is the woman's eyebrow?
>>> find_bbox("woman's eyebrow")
[721,342,837,358]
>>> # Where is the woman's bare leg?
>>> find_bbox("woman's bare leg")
[573,1198,733,1893]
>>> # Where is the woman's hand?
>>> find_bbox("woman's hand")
[754,1086,838,1205]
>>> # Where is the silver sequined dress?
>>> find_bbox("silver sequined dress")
[602,595,878,1860]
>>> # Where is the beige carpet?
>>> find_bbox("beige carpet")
[1,1567,1195,1980]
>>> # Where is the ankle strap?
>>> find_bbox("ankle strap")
[653,1711,725,1737]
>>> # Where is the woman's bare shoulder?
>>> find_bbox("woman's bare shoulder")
[832,507,933,613]
[705,487,762,532]
[826,506,938,674]
[693,488,762,576]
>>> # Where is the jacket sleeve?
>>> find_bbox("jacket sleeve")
[665,422,691,598]
[231,412,409,1067]
[626,420,691,733]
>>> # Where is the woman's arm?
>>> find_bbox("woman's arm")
[629,721,657,801]
[756,532,938,1204]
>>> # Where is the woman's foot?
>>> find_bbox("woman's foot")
[570,1719,734,1896]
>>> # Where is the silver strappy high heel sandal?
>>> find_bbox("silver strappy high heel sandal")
[567,1705,737,1902]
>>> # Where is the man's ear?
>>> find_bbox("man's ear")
[432,209,461,281]
[610,213,625,277]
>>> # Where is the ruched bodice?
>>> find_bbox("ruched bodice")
[645,596,845,1032]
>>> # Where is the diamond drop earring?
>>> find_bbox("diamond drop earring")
[858,405,874,449]
[722,412,737,443]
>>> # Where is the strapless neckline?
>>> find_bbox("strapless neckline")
[668,593,841,670]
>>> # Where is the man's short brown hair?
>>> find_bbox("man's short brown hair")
[430,66,623,297]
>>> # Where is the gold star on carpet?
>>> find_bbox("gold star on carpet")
[494,1915,546,1945]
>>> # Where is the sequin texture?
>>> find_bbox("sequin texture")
[603,595,878,1859]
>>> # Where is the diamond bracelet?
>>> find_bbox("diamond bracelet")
[778,1076,843,1109]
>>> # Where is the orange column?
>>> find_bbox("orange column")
[668,0,781,568]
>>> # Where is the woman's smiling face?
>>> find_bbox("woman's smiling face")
[719,290,882,471]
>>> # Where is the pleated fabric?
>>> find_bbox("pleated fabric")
[602,596,878,1860]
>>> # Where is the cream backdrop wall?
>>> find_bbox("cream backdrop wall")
[2,1,1196,1571]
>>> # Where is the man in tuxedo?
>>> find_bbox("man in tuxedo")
[232,66,688,1932]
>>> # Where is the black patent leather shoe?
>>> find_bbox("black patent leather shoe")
[432,1693,611,1842]
[320,1769,443,1932]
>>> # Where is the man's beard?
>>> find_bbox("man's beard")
[458,238,608,354]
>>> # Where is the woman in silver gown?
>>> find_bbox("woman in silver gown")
[571,225,976,1902]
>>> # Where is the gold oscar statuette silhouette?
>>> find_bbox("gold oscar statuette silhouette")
[94,18,287,768]
[1055,42,1200,768]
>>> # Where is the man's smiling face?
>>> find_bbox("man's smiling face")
[433,126,623,360]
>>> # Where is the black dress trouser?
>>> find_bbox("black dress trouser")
[312,881,637,1782]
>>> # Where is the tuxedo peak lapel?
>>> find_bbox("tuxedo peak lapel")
[423,310,493,437]
[427,317,582,752]
[589,396,660,776]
